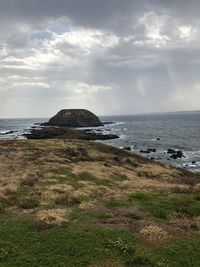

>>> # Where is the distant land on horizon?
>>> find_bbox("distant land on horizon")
[0,109,200,120]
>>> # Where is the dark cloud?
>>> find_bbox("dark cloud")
[0,0,144,30]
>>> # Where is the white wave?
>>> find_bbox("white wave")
[119,134,126,140]
[107,121,125,127]
[0,131,10,135]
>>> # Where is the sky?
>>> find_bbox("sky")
[0,0,200,118]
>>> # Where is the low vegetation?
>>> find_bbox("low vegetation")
[0,139,200,266]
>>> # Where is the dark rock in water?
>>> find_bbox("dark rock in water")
[177,150,184,158]
[167,148,185,159]
[167,148,176,154]
[170,150,184,159]
[140,148,156,154]
[42,109,103,127]
[170,154,178,159]
[123,146,131,151]
[103,121,114,125]
[24,127,119,141]
[25,128,73,139]
[82,131,119,141]
[156,138,160,141]
[192,161,196,164]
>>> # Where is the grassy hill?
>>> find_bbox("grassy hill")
[0,139,200,266]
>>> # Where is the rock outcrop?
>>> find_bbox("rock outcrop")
[167,149,185,159]
[24,127,119,141]
[42,109,103,127]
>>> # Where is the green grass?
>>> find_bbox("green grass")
[54,170,115,188]
[70,207,114,223]
[78,172,115,186]
[0,220,140,267]
[128,191,200,219]
[104,197,130,209]
[154,238,200,267]
[1,219,200,267]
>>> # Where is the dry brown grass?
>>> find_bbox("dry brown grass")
[0,139,199,237]
[36,208,70,228]
[0,184,18,196]
[72,161,184,194]
[169,212,200,230]
[171,185,200,194]
[0,140,185,198]
[79,201,109,215]
[41,183,83,206]
[40,190,58,205]
[54,192,81,205]
[79,201,97,210]
[17,195,40,209]
[47,184,74,193]
[139,225,170,244]
[20,176,39,187]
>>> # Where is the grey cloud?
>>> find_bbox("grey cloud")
[0,0,145,31]
[1,0,200,33]
[1,0,200,117]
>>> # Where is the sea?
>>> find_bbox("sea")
[0,111,200,172]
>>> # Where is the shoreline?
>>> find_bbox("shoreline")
[1,137,200,177]
[1,114,200,173]
[0,132,200,173]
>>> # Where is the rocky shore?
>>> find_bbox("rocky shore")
[25,127,119,141]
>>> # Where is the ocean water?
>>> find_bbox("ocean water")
[0,111,200,172]
[0,118,47,139]
[99,111,200,172]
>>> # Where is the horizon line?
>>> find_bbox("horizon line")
[0,109,200,119]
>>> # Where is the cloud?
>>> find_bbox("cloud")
[74,82,113,94]
[0,0,200,117]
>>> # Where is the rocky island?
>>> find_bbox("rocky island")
[42,109,103,127]
[25,109,119,141]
